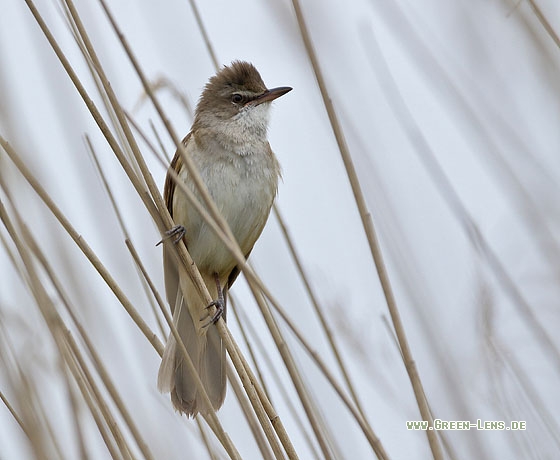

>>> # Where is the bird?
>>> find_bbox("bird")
[157,61,291,417]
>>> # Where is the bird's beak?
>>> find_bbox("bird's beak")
[250,86,292,106]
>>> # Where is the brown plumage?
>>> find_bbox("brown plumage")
[158,61,291,416]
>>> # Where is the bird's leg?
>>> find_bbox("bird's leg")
[205,273,225,325]
[156,225,186,246]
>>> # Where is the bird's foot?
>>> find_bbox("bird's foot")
[201,273,225,326]
[156,225,186,246]
[205,299,225,324]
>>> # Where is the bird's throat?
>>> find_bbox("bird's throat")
[195,104,271,156]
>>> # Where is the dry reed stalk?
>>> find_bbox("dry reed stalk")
[85,136,166,339]
[526,0,560,47]
[273,205,370,423]
[0,198,134,459]
[90,1,338,457]
[0,136,163,354]
[226,365,276,460]
[360,23,560,373]
[86,2,301,455]
[19,2,242,455]
[230,300,324,460]
[21,225,155,460]
[288,0,438,458]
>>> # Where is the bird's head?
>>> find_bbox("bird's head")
[192,61,291,140]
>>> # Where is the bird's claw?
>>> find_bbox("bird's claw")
[200,273,225,327]
[156,225,186,246]
[205,299,224,325]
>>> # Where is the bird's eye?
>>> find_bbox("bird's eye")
[231,94,244,104]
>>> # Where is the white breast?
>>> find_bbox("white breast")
[173,132,279,276]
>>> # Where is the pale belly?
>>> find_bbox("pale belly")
[173,149,278,276]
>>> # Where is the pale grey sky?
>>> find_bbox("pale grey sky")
[1,1,559,459]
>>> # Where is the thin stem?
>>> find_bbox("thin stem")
[289,0,440,458]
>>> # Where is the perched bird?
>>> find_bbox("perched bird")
[158,61,291,416]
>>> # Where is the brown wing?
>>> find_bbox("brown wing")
[162,133,191,311]
[226,248,252,291]
[164,133,191,218]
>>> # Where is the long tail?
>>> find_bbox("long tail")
[158,258,226,417]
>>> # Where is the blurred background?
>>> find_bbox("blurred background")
[1,0,559,459]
